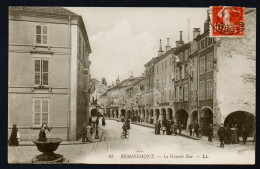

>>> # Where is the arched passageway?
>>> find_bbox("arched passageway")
[200,108,213,136]
[175,109,189,129]
[191,110,198,124]
[115,110,119,118]
[126,110,132,119]
[224,111,255,136]
[161,108,167,125]
[149,109,154,124]
[167,108,173,121]
[121,109,126,118]
[155,109,160,122]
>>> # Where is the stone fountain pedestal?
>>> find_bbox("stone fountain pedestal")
[32,138,69,164]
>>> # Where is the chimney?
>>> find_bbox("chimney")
[204,10,210,33]
[130,71,134,79]
[165,38,171,52]
[158,39,164,56]
[176,31,184,47]
[116,76,120,85]
[193,28,200,40]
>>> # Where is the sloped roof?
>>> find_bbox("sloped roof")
[9,7,78,16]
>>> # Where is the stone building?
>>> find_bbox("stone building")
[8,7,92,140]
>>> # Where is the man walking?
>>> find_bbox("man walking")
[194,123,199,137]
[218,124,226,148]
[208,124,213,142]
[242,126,247,144]
[188,122,193,137]
[178,122,182,135]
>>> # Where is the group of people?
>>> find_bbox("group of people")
[154,120,189,136]
[82,116,106,142]
[188,122,201,138]
[217,124,253,148]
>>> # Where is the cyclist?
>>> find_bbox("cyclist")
[122,122,127,138]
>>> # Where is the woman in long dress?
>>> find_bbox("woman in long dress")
[8,124,19,146]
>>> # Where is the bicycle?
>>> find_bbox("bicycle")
[121,130,129,139]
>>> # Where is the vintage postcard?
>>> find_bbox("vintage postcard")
[8,6,256,164]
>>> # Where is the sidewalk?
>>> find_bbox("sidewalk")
[108,118,254,143]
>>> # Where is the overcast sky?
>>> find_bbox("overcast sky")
[67,7,208,85]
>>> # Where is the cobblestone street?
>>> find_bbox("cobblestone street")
[8,119,255,164]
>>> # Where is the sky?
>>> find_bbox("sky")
[67,7,208,85]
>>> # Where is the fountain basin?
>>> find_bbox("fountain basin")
[32,138,67,163]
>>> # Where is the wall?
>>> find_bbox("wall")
[8,16,71,140]
[214,9,256,124]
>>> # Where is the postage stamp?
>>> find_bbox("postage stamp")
[210,6,244,37]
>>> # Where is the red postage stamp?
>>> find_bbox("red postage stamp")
[210,6,244,37]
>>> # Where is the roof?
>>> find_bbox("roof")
[9,7,78,16]
[154,48,177,64]
[9,7,92,53]
[100,92,107,97]
[107,77,142,91]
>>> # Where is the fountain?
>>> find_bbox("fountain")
[32,123,68,164]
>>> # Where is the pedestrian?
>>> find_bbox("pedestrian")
[96,117,99,127]
[170,122,174,135]
[122,122,127,138]
[86,123,92,142]
[178,122,182,135]
[38,123,52,142]
[173,122,178,135]
[188,122,193,137]
[102,117,106,126]
[162,125,166,135]
[168,120,172,135]
[158,120,161,134]
[194,123,199,137]
[8,124,19,146]
[89,117,92,126]
[154,122,158,135]
[82,123,87,142]
[126,118,130,130]
[218,124,226,148]
[208,124,213,142]
[242,126,247,144]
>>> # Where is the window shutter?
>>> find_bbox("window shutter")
[182,65,185,79]
[42,26,48,44]
[33,100,41,126]
[36,25,41,44]
[42,60,49,86]
[42,100,49,124]
[34,60,41,85]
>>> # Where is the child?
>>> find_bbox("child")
[162,125,166,135]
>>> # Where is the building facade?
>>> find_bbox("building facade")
[8,7,92,141]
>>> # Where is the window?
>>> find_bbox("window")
[179,86,183,102]
[205,37,208,47]
[157,65,159,74]
[201,40,204,49]
[165,60,167,69]
[33,99,49,126]
[184,64,188,77]
[169,75,171,84]
[175,68,179,80]
[169,90,172,101]
[176,87,179,102]
[206,79,213,98]
[34,59,49,86]
[184,50,188,61]
[184,85,188,101]
[179,53,183,62]
[170,57,172,66]
[83,69,89,76]
[172,90,175,102]
[162,62,164,71]
[36,25,48,45]
[199,81,205,100]
[207,53,213,71]
[181,65,185,79]
[200,56,205,74]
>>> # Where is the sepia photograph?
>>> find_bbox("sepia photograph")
[8,6,256,164]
